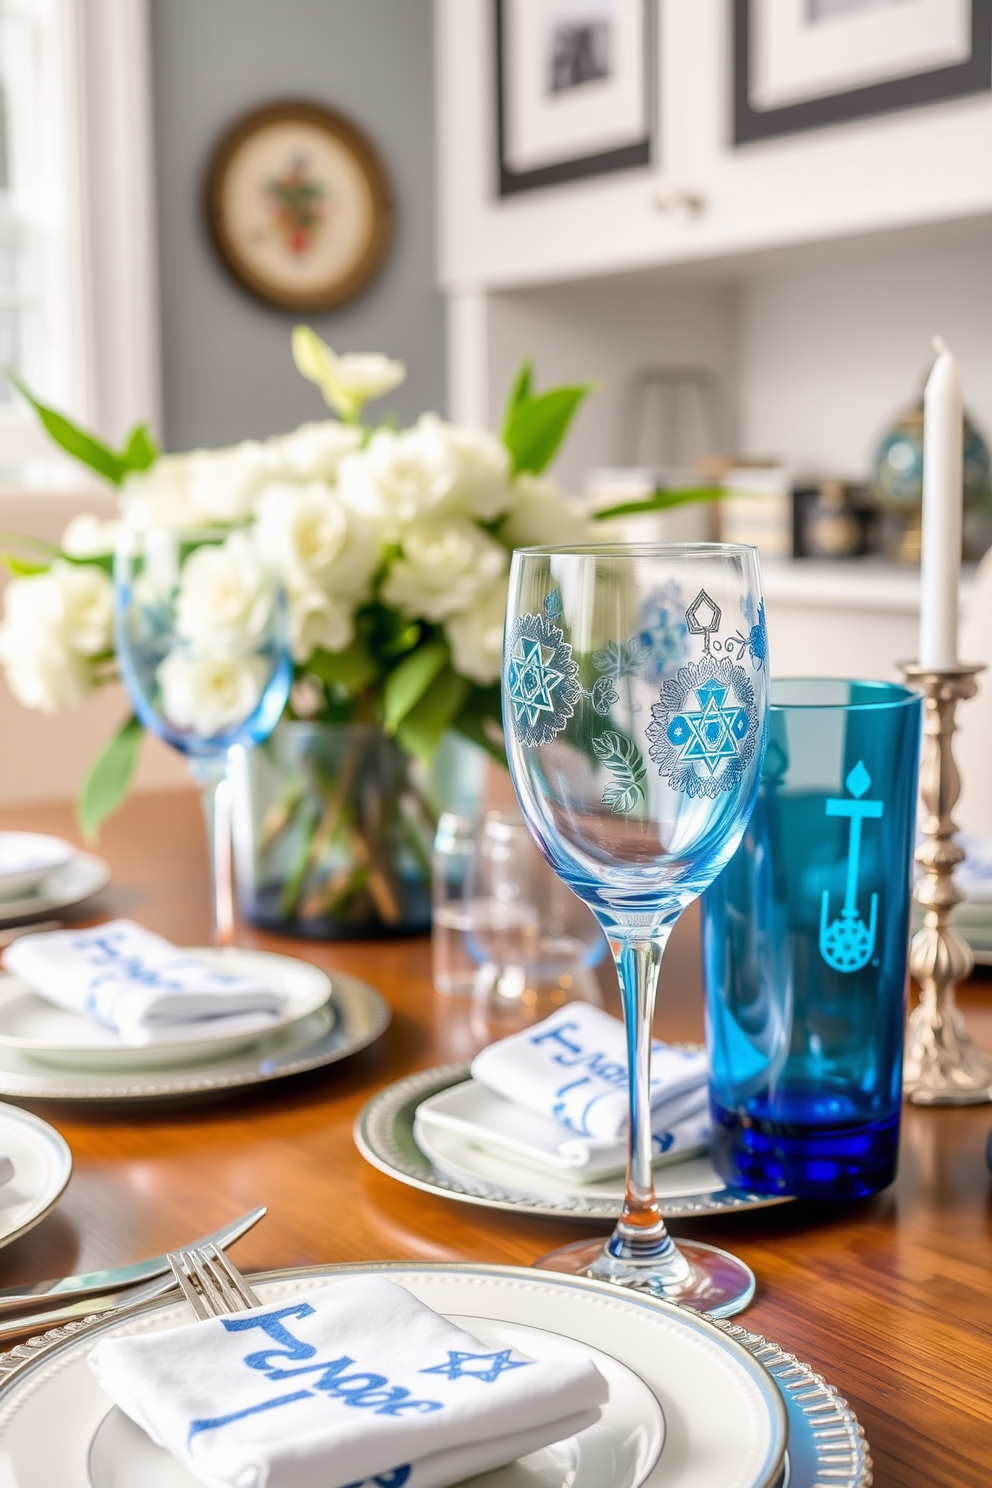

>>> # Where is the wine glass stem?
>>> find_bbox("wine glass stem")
[604,931,690,1278]
[191,757,235,948]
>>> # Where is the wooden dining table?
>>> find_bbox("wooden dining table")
[0,788,989,1486]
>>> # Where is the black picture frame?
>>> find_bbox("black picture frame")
[733,0,992,146]
[496,0,653,196]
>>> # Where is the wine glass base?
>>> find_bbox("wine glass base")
[531,1237,756,1319]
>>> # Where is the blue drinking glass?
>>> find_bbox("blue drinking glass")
[504,543,768,1316]
[115,527,291,945]
[702,678,922,1198]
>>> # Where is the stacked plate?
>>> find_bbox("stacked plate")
[0,833,110,928]
[0,947,390,1102]
[0,1262,872,1487]
[356,1064,789,1222]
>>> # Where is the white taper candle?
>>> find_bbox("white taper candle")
[919,336,963,670]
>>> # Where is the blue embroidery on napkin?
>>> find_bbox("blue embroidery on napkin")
[528,1020,681,1136]
[419,1349,531,1383]
[341,1470,412,1488]
[187,1304,444,1446]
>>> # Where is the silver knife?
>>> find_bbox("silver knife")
[0,1204,266,1312]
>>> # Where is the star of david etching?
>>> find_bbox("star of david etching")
[647,655,758,798]
[504,610,582,747]
[420,1349,532,1383]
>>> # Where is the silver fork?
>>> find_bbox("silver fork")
[167,1243,261,1319]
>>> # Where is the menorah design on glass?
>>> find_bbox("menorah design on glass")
[819,761,884,975]
[503,543,768,1316]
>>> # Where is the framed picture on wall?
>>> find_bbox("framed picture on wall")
[207,101,393,310]
[496,0,652,195]
[734,0,992,145]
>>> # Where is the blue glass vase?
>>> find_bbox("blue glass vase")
[702,679,922,1199]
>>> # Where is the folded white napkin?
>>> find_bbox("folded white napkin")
[471,1004,708,1143]
[415,1078,710,1182]
[88,1276,608,1488]
[1,920,285,1046]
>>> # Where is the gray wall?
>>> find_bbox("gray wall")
[149,0,443,451]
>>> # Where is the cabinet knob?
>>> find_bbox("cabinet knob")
[654,185,705,214]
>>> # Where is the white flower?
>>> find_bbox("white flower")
[292,326,406,422]
[380,515,507,622]
[253,483,378,662]
[262,421,362,483]
[185,443,270,524]
[498,474,593,549]
[156,650,264,737]
[0,561,113,712]
[254,482,377,603]
[337,426,452,531]
[444,576,508,685]
[61,513,124,558]
[337,416,515,531]
[287,589,355,662]
[175,533,275,659]
[120,443,269,530]
[416,415,514,521]
[119,457,198,531]
[55,562,115,656]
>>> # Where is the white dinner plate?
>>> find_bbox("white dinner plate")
[0,1263,790,1488]
[0,1102,72,1249]
[0,949,333,1070]
[0,834,75,900]
[356,1065,789,1223]
[0,853,111,927]
[0,971,388,1101]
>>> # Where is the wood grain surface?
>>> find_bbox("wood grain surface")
[0,790,990,1486]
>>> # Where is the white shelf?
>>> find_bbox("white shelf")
[761,560,974,615]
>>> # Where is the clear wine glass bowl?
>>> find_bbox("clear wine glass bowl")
[503,542,768,1316]
[115,527,292,943]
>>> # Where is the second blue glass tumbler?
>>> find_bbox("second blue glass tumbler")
[702,679,922,1198]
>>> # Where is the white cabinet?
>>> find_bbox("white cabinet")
[436,0,992,293]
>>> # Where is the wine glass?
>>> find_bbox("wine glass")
[503,543,768,1316]
[115,527,291,946]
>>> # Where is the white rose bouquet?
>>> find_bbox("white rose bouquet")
[0,330,602,842]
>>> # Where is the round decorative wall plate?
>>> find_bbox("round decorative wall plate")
[206,100,393,310]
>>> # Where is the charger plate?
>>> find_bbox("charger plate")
[0,1102,72,1250]
[355,1064,789,1221]
[0,1262,871,1488]
[0,949,332,1070]
[0,972,388,1102]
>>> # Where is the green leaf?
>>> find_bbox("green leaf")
[76,716,144,843]
[592,486,725,521]
[2,554,48,577]
[503,384,593,476]
[307,638,380,696]
[123,422,158,472]
[8,373,158,485]
[395,667,471,761]
[383,640,449,734]
[501,359,533,440]
[592,730,646,815]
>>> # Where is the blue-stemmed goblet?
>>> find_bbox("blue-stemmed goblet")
[503,543,768,1315]
[115,527,291,945]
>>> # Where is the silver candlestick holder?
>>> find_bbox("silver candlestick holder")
[901,661,992,1105]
